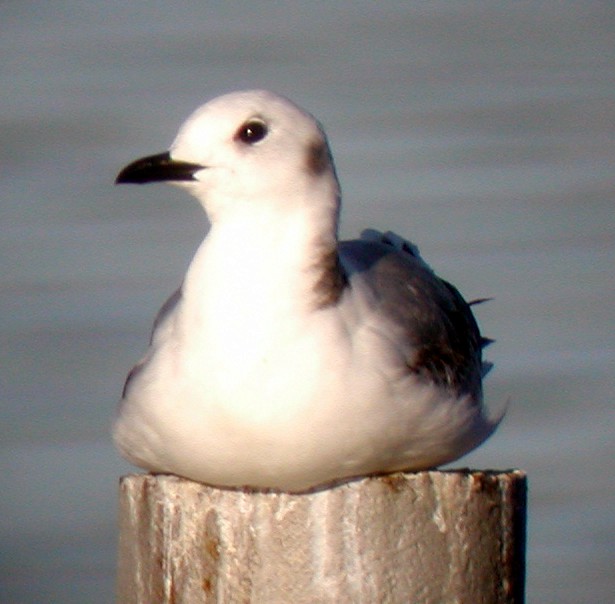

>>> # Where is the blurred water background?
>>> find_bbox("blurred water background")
[1,2,614,602]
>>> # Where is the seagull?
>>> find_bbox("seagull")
[114,90,501,491]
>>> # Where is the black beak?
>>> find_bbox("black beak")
[115,151,205,184]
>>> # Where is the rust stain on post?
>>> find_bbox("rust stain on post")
[117,470,526,603]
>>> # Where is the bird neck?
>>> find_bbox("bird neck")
[184,194,344,327]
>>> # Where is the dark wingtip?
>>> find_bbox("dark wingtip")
[480,337,496,349]
[481,360,494,377]
[469,297,493,306]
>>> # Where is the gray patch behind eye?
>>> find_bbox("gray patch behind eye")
[305,139,331,176]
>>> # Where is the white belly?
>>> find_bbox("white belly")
[114,228,493,491]
[114,295,487,491]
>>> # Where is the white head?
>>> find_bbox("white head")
[116,90,340,222]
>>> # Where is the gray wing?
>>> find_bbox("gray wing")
[148,286,183,345]
[339,230,491,399]
[121,286,183,398]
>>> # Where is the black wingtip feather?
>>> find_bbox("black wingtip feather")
[469,297,493,306]
[480,337,496,348]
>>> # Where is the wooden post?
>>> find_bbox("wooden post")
[117,470,526,603]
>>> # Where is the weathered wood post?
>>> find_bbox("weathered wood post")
[117,470,526,603]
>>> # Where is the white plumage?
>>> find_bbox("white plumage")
[114,90,500,491]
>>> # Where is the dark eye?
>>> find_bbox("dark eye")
[235,120,268,144]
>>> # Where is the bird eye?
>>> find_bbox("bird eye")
[235,120,268,144]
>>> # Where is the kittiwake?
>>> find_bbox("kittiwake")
[113,89,501,491]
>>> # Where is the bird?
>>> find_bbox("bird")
[113,89,501,492]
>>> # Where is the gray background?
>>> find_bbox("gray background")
[1,2,613,602]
